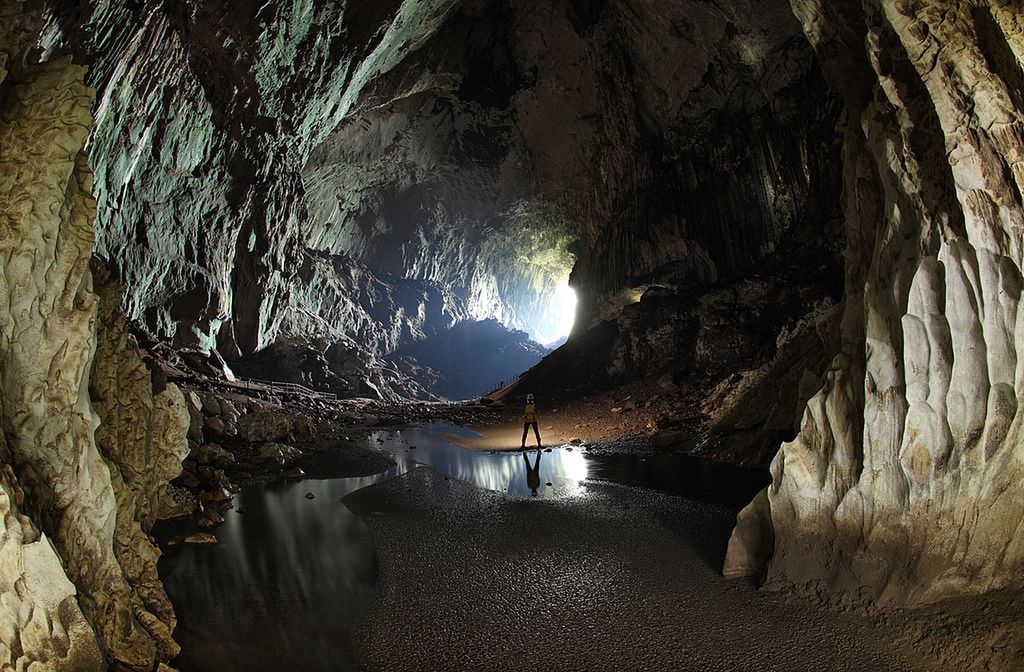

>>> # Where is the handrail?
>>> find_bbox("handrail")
[238,377,338,401]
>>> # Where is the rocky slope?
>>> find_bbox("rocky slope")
[727,0,1024,605]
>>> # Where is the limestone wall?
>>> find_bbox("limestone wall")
[1,3,187,668]
[729,0,1024,604]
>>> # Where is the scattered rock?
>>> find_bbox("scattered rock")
[192,443,235,468]
[209,486,232,503]
[183,533,217,545]
[204,415,226,436]
[305,492,315,500]
[259,442,301,466]
[239,409,292,443]
[200,395,221,416]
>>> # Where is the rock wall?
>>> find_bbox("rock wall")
[1,3,188,668]
[728,0,1024,604]
[41,0,842,357]
[305,0,843,337]
[45,0,462,357]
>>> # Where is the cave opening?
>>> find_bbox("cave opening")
[2,1,1023,671]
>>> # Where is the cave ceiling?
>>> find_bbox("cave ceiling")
[42,0,841,354]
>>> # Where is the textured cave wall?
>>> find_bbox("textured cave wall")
[46,0,462,358]
[1,4,188,668]
[233,249,471,398]
[90,260,192,658]
[728,0,1024,604]
[0,449,104,671]
[48,0,842,365]
[304,0,843,338]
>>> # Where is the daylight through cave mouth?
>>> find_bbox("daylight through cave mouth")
[65,0,847,404]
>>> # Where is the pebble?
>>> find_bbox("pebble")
[305,492,316,500]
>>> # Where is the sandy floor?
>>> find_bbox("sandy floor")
[446,423,573,452]
[344,466,951,672]
[488,385,668,443]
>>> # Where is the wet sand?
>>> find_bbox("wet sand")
[345,466,945,672]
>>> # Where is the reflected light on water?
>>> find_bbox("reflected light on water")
[160,422,768,672]
[373,423,589,498]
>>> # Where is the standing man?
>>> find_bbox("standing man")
[521,393,542,449]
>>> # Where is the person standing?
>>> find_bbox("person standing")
[521,393,542,449]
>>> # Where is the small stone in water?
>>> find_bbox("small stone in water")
[184,533,217,545]
[305,492,315,500]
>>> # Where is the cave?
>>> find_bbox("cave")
[1,0,1022,670]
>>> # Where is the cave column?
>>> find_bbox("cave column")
[0,4,178,669]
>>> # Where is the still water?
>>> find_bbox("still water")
[160,422,768,671]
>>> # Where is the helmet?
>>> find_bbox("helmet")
[526,393,535,403]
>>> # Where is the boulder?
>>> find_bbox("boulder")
[239,409,292,443]
[204,415,227,437]
[183,390,205,443]
[259,442,302,466]
[191,443,235,469]
[200,394,221,416]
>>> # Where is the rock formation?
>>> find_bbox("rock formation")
[727,0,1024,605]
[0,443,105,671]
[3,1,1023,668]
[41,0,841,371]
[1,3,188,668]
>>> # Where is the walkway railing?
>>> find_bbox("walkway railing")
[237,377,338,400]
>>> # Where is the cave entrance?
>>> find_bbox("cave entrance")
[537,283,578,347]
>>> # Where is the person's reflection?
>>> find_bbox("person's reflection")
[523,449,542,497]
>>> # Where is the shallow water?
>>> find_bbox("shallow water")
[369,423,589,497]
[160,422,768,671]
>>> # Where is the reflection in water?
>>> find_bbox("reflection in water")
[162,472,394,672]
[524,450,542,496]
[161,422,768,671]
[373,423,588,498]
[585,452,770,509]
